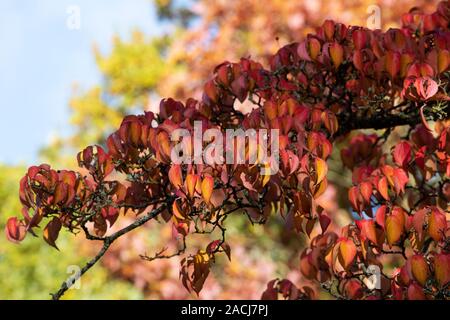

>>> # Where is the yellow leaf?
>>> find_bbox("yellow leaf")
[315,157,328,185]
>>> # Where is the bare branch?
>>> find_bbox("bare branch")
[50,201,171,300]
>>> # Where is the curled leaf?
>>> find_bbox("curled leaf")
[5,217,27,244]
[43,217,62,250]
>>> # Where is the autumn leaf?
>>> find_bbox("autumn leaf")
[428,208,447,242]
[377,176,390,201]
[315,157,328,185]
[5,217,27,244]
[386,214,403,246]
[329,42,344,68]
[185,173,199,198]
[43,217,62,250]
[356,219,377,245]
[338,238,357,269]
[434,254,450,287]
[201,175,214,204]
[392,141,411,167]
[168,164,183,188]
[410,255,429,286]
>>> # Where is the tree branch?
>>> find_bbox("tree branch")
[336,102,449,136]
[50,202,170,300]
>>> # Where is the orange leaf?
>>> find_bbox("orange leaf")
[263,101,278,121]
[385,51,401,78]
[204,80,218,103]
[343,279,363,299]
[168,164,183,188]
[314,178,328,199]
[201,175,214,204]
[172,199,186,220]
[348,186,360,212]
[308,37,321,60]
[323,20,335,40]
[321,111,339,135]
[329,42,344,69]
[339,238,357,269]
[434,253,450,287]
[410,255,429,286]
[437,49,450,73]
[375,205,387,229]
[377,176,390,200]
[315,158,328,185]
[359,182,373,204]
[185,174,199,198]
[386,214,403,246]
[428,207,447,242]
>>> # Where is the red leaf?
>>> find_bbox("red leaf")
[393,141,411,167]
[204,80,219,103]
[392,168,409,195]
[201,175,214,204]
[43,217,62,250]
[410,255,429,286]
[375,205,387,229]
[348,186,362,212]
[344,279,363,299]
[359,181,373,204]
[386,214,404,246]
[377,176,390,201]
[407,282,426,300]
[300,252,317,280]
[5,217,27,243]
[319,213,331,234]
[352,29,367,50]
[437,49,450,73]
[356,219,378,245]
[412,208,427,240]
[417,76,438,100]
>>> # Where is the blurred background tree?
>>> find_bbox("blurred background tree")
[1,0,440,299]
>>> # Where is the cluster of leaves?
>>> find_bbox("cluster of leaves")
[0,165,143,299]
[6,2,450,299]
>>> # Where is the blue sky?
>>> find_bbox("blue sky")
[0,0,164,165]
